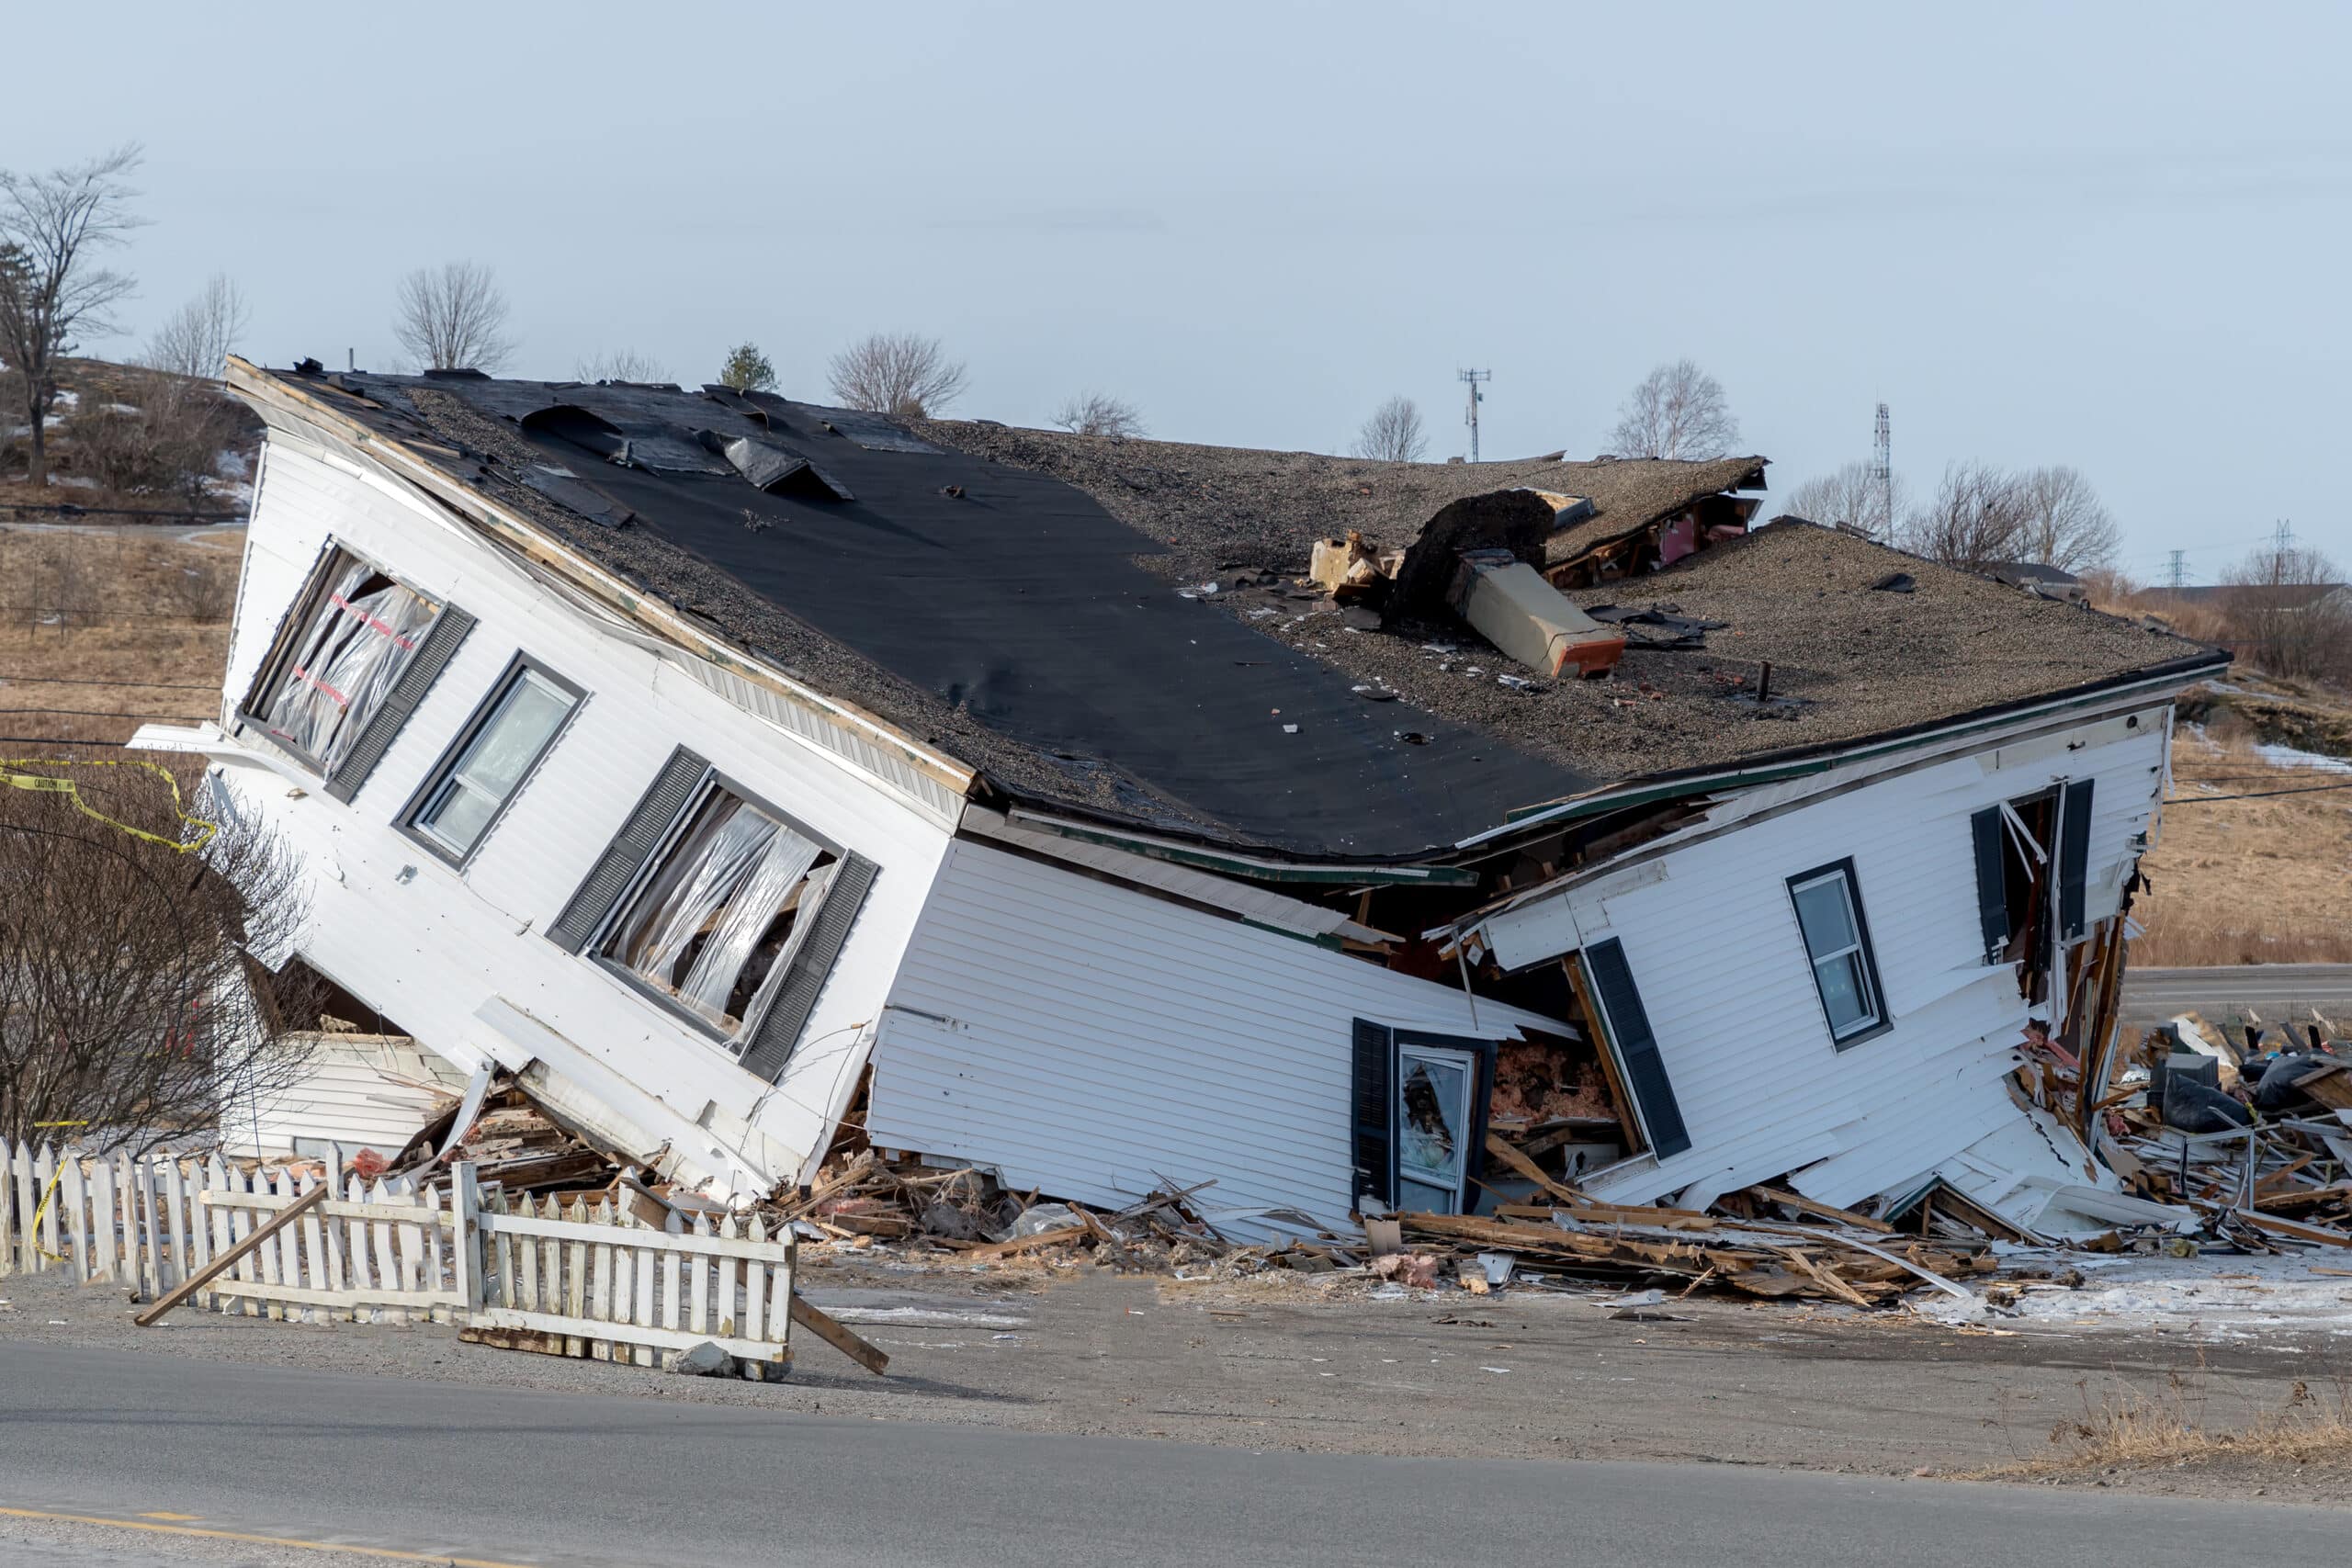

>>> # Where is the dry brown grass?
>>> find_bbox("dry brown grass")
[1984,1367,2352,1480]
[0,525,243,748]
[2133,712,2352,966]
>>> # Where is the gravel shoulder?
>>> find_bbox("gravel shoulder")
[6,1249,2347,1508]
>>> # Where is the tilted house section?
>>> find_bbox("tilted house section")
[144,359,2224,1238]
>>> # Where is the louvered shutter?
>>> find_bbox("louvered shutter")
[1350,1019,1397,1209]
[2057,778,2096,942]
[324,605,475,803]
[1584,938,1690,1159]
[1971,806,2010,965]
[739,851,878,1082]
[546,748,709,953]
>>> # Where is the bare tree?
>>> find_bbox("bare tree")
[142,273,249,380]
[1607,358,1739,460]
[1052,390,1146,438]
[826,332,967,417]
[1351,395,1428,462]
[1899,461,2034,570]
[575,347,667,383]
[2222,536,2351,682]
[1784,460,1907,538]
[0,769,322,1154]
[718,342,777,393]
[0,144,146,488]
[2015,465,2120,572]
[391,261,514,373]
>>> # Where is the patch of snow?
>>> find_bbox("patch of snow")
[49,474,96,490]
[106,401,142,416]
[214,448,250,478]
[50,389,78,409]
[2000,1253,2352,1341]
[2255,742,2352,776]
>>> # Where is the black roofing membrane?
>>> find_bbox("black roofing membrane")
[315,374,1589,857]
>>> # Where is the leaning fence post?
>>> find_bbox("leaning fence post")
[450,1160,481,1318]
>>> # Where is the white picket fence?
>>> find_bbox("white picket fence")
[0,1136,795,1371]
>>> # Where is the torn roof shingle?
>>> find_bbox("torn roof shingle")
[245,366,2223,861]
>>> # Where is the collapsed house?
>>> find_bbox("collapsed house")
[135,360,2225,1243]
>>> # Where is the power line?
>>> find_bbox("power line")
[0,708,213,722]
[2165,779,2352,804]
[0,675,219,691]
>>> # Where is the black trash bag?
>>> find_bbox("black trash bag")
[2164,1072,2254,1134]
[2253,1052,2324,1115]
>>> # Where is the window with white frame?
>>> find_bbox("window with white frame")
[402,660,582,864]
[599,780,841,1040]
[1787,859,1886,1045]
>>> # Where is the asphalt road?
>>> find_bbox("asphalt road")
[0,1344,2338,1567]
[2120,963,2352,1026]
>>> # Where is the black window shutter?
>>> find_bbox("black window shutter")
[739,851,878,1082]
[2057,778,2096,942]
[1585,938,1691,1159]
[1971,806,2010,965]
[324,605,475,803]
[1350,1018,1396,1209]
[546,747,709,953]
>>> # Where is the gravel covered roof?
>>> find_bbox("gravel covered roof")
[248,367,2222,857]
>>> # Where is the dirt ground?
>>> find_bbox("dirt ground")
[6,1247,2347,1507]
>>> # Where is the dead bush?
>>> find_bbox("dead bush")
[1991,1370,2352,1478]
[60,370,243,504]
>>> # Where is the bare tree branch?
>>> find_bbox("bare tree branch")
[1607,359,1739,460]
[2016,465,2120,572]
[1898,460,2034,570]
[391,260,514,373]
[1784,460,1906,538]
[1052,390,1146,438]
[0,143,146,488]
[1351,395,1428,462]
[826,332,967,417]
[575,347,668,384]
[2222,537,2351,682]
[141,274,248,381]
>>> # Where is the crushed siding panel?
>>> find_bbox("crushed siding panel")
[866,841,1561,1234]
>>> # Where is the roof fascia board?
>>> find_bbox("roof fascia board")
[998,807,1482,886]
[227,359,978,802]
[1449,684,2184,948]
[1461,655,2224,851]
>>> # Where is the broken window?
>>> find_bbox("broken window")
[1787,859,1887,1045]
[242,546,475,799]
[1970,780,2095,1003]
[403,659,582,864]
[603,784,838,1037]
[1351,1022,1495,1215]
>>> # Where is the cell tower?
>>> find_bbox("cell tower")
[1459,368,1491,462]
[1872,401,1892,537]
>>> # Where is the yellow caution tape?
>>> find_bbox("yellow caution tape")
[0,756,218,852]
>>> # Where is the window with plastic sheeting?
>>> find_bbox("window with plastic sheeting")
[244,547,443,775]
[598,779,841,1042]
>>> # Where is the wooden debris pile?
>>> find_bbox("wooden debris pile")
[387,1077,628,1197]
[2095,1010,2352,1251]
[764,1151,1245,1272]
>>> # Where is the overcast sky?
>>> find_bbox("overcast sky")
[11,1,2346,581]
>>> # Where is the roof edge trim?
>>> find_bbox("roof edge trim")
[227,358,979,801]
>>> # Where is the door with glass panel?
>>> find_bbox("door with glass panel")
[1396,1043,1479,1213]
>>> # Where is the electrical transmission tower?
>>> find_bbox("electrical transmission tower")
[1459,368,1490,462]
[2165,549,2187,592]
[1872,402,1892,537]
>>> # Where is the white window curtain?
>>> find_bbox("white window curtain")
[617,796,821,1029]
[263,560,440,773]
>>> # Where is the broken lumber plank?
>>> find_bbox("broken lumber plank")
[136,1184,328,1326]
[961,1224,1087,1259]
[1775,1247,1873,1309]
[2234,1210,2352,1249]
[1747,1186,1894,1235]
[1483,1133,1589,1207]
[788,1292,889,1376]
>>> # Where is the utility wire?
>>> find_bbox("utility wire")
[2165,780,2352,804]
[0,708,212,722]
[0,675,220,691]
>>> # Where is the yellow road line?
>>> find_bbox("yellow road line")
[0,1506,538,1567]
